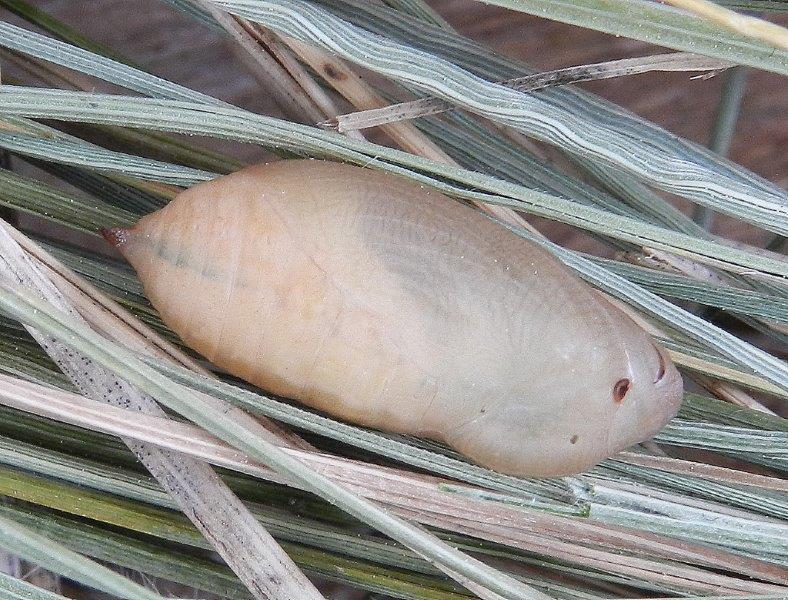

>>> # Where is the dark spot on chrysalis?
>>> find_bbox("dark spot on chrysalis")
[323,63,347,80]
[570,434,579,444]
[613,378,631,403]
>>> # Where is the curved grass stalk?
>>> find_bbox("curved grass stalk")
[461,0,788,73]
[0,167,137,237]
[2,17,786,236]
[4,11,773,338]
[40,0,730,245]
[311,0,788,242]
[210,0,788,235]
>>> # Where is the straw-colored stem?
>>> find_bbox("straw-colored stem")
[663,0,788,50]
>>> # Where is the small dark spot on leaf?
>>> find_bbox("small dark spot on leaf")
[613,378,631,403]
[323,63,347,80]
[570,434,579,444]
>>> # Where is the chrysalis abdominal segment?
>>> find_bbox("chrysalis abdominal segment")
[106,160,683,477]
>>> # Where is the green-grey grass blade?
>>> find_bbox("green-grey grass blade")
[0,514,169,600]
[460,0,788,73]
[210,0,788,235]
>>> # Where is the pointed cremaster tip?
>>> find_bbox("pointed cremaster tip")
[100,227,129,248]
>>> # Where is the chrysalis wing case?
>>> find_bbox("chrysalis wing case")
[105,159,683,477]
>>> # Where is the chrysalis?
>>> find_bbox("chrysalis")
[105,160,683,476]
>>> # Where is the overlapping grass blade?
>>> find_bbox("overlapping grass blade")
[0,168,137,236]
[0,21,219,104]
[310,0,788,237]
[0,101,783,392]
[324,53,734,132]
[0,370,785,592]
[0,132,214,186]
[460,0,788,73]
[0,473,483,600]
[209,0,788,234]
[0,469,602,599]
[155,0,741,242]
[0,90,781,283]
[0,512,169,600]
[3,15,786,235]
[589,257,788,323]
[0,317,785,593]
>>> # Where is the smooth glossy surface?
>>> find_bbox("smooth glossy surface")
[106,159,683,477]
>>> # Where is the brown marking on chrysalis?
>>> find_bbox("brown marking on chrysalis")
[570,434,579,444]
[613,378,631,403]
[100,227,130,247]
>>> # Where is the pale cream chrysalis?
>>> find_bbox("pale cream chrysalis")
[104,160,683,477]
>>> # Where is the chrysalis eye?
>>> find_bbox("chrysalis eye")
[613,378,631,403]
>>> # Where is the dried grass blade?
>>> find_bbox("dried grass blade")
[459,0,788,73]
[0,372,785,594]
[323,53,733,132]
[4,225,206,373]
[214,11,358,128]
[0,226,325,599]
[210,0,788,235]
[663,0,788,50]
[193,0,328,122]
[614,452,788,492]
